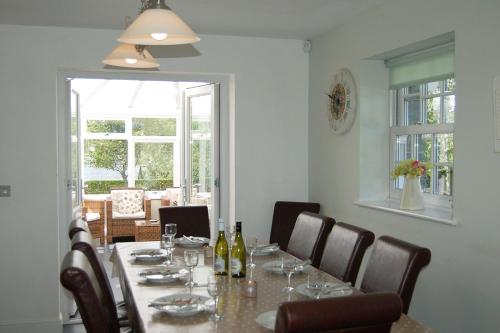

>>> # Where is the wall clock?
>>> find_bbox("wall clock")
[327,68,357,134]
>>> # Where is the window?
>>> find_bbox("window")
[388,44,455,208]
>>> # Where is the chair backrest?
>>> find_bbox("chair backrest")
[286,212,335,267]
[110,187,145,213]
[270,201,320,251]
[71,231,119,327]
[319,222,375,285]
[275,292,402,333]
[360,236,431,314]
[68,218,90,240]
[60,250,119,333]
[159,206,210,238]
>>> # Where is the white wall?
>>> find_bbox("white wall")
[0,24,308,332]
[308,0,500,332]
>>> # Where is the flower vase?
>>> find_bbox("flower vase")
[400,176,424,210]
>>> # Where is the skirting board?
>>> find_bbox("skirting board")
[0,318,62,333]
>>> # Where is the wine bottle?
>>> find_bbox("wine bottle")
[231,221,246,278]
[214,218,229,276]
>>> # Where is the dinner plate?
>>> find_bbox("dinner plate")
[131,249,170,262]
[139,268,188,284]
[255,310,277,330]
[149,294,210,317]
[295,282,353,299]
[261,260,310,274]
[175,237,210,248]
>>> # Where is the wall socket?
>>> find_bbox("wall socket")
[0,185,11,197]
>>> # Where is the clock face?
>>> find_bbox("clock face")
[327,68,357,134]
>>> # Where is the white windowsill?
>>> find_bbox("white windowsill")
[354,199,457,226]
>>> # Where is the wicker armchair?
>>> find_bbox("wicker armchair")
[105,188,151,243]
[82,199,105,245]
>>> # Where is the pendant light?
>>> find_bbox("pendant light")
[103,44,159,68]
[118,0,200,46]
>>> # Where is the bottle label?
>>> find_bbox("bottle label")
[214,256,225,272]
[231,258,242,274]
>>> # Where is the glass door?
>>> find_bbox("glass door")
[183,84,220,234]
[70,88,82,208]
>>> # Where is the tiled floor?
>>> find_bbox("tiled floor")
[63,245,123,333]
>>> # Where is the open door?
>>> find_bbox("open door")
[183,84,220,235]
[70,88,82,209]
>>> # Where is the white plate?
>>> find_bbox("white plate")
[131,249,169,262]
[295,282,353,299]
[255,310,277,331]
[261,260,310,274]
[175,237,209,248]
[149,294,210,317]
[139,268,188,284]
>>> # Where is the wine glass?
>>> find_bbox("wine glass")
[184,250,199,287]
[246,236,258,269]
[226,224,236,248]
[162,223,177,265]
[281,257,297,293]
[207,275,225,321]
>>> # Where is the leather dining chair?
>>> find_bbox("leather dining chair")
[270,201,320,251]
[360,236,431,314]
[275,292,402,333]
[286,212,335,267]
[60,250,126,333]
[68,218,91,240]
[319,222,375,286]
[159,206,211,238]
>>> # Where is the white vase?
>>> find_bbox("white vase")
[400,176,424,210]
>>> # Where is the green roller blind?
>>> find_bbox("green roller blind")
[386,43,454,89]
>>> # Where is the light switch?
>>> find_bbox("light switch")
[0,185,11,197]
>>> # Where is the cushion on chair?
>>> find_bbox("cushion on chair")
[111,190,144,214]
[85,212,101,222]
[112,211,146,220]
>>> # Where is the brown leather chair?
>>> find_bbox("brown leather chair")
[159,206,211,238]
[360,236,431,314]
[68,218,90,240]
[286,212,335,267]
[275,292,402,333]
[60,250,121,333]
[319,222,375,285]
[270,201,320,251]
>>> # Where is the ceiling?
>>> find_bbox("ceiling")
[0,0,389,40]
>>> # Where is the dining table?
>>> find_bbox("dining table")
[111,241,436,333]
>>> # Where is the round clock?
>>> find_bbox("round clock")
[327,68,357,134]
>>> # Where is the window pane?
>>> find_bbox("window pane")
[438,166,453,196]
[425,81,441,95]
[425,97,441,124]
[87,120,125,133]
[436,133,454,163]
[407,84,420,94]
[444,95,455,124]
[404,98,421,125]
[416,134,432,163]
[420,170,432,193]
[132,118,176,136]
[135,142,174,190]
[83,139,128,194]
[444,78,455,92]
[396,135,412,161]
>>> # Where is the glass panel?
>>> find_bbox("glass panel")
[83,139,128,194]
[444,95,455,124]
[396,135,412,161]
[420,169,432,193]
[404,98,421,125]
[135,142,174,191]
[444,78,455,92]
[436,133,454,163]
[407,84,420,94]
[416,134,432,162]
[87,120,125,133]
[132,118,176,136]
[438,166,453,196]
[425,81,441,95]
[425,97,441,124]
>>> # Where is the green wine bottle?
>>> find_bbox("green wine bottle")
[231,221,246,278]
[214,218,229,276]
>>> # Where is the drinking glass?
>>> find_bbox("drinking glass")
[246,236,258,269]
[184,250,199,287]
[162,223,177,265]
[281,257,297,293]
[306,271,326,299]
[207,275,225,321]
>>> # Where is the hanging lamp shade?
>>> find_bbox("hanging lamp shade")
[102,44,159,68]
[118,1,200,46]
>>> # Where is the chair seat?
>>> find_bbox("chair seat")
[86,212,101,222]
[112,211,146,219]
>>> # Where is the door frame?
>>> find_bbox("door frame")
[56,69,234,322]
